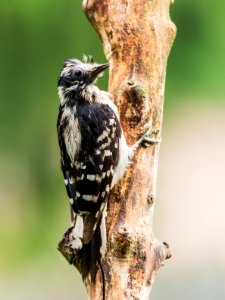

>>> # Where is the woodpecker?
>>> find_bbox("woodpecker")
[57,56,155,280]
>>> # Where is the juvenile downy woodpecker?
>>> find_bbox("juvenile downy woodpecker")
[57,56,154,279]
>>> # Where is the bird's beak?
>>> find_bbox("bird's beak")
[89,63,109,81]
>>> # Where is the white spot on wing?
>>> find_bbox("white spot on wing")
[87,174,95,181]
[96,175,102,182]
[99,138,112,150]
[97,130,108,142]
[82,195,98,202]
[69,177,75,184]
[105,185,110,193]
[104,150,112,156]
[109,118,115,125]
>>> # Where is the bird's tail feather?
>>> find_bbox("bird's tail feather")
[81,224,102,282]
[72,204,108,282]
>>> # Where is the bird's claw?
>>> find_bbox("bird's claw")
[141,129,161,147]
[129,128,161,159]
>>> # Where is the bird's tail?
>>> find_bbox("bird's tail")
[81,224,102,282]
[82,203,108,282]
[71,204,108,282]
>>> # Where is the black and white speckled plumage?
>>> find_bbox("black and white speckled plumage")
[57,96,122,214]
[57,58,129,279]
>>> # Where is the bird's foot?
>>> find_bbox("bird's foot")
[129,128,161,159]
[140,128,161,147]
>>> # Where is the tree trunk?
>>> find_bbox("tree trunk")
[58,0,176,299]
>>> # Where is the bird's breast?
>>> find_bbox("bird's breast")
[61,106,81,164]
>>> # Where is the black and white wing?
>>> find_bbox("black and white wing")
[57,101,122,244]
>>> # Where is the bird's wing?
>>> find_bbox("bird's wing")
[71,102,121,243]
[71,102,121,206]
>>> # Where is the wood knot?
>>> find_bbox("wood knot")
[122,81,149,127]
[110,226,147,261]
[110,225,134,259]
[58,226,75,264]
[163,242,172,260]
[125,81,147,107]
[152,241,172,269]
[127,80,135,86]
[147,194,155,204]
[57,226,82,273]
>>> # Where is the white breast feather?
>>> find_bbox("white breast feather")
[62,108,81,164]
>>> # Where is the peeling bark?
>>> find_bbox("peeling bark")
[58,0,176,299]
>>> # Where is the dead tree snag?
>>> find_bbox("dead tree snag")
[58,1,176,299]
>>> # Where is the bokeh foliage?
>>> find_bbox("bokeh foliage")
[169,0,225,96]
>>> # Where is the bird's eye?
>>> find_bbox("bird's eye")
[75,70,83,77]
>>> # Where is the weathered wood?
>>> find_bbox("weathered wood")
[58,0,176,299]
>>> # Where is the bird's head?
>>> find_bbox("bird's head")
[58,57,109,101]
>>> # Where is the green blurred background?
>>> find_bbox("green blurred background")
[1,1,225,299]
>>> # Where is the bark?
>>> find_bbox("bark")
[58,0,176,299]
